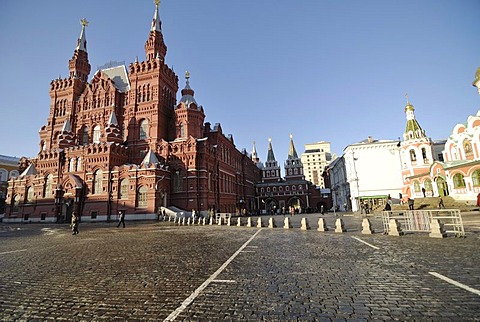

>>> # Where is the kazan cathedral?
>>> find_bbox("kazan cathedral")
[5,1,263,222]
[5,1,332,223]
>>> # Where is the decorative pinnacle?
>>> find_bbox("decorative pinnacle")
[268,137,272,143]
[290,133,293,139]
[185,70,190,80]
[80,18,89,27]
[154,0,160,6]
[405,93,410,105]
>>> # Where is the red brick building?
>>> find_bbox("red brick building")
[5,2,260,223]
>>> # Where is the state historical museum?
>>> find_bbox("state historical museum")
[5,1,261,222]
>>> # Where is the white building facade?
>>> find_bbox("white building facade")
[344,137,404,213]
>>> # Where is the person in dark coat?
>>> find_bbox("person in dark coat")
[71,212,79,235]
[117,210,125,228]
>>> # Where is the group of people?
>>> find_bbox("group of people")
[70,210,126,235]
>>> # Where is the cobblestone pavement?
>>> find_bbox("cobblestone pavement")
[1,213,480,321]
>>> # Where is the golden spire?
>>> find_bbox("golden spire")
[185,70,190,80]
[154,0,160,6]
[80,18,89,27]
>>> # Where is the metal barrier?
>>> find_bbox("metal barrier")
[382,209,465,237]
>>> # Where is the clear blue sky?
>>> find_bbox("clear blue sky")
[1,0,480,165]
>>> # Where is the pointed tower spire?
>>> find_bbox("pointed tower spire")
[403,94,426,141]
[145,0,167,61]
[179,71,197,107]
[251,141,260,164]
[267,138,276,162]
[288,133,298,159]
[151,0,162,32]
[69,18,91,82]
[262,138,281,182]
[285,134,304,181]
[76,18,88,52]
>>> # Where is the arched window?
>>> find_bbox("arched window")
[12,195,20,212]
[93,125,101,143]
[137,186,147,208]
[139,119,149,140]
[410,149,416,162]
[69,158,75,172]
[173,170,183,192]
[413,180,421,192]
[472,170,480,187]
[9,170,19,178]
[453,173,466,188]
[76,157,82,171]
[44,174,53,198]
[119,179,129,199]
[463,139,473,155]
[424,179,433,191]
[26,186,34,202]
[0,169,7,181]
[180,123,185,138]
[421,148,427,161]
[93,169,103,194]
[82,127,89,145]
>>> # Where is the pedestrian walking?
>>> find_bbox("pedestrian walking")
[117,210,125,228]
[438,197,445,209]
[71,212,79,235]
[408,198,414,210]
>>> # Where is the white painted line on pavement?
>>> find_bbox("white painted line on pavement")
[164,229,263,322]
[351,236,380,250]
[211,279,237,283]
[0,249,28,255]
[240,250,256,253]
[429,272,480,296]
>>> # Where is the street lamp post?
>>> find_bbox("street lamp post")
[352,151,360,213]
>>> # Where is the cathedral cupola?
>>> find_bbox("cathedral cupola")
[179,71,198,108]
[403,94,426,141]
[145,0,167,61]
[68,18,91,82]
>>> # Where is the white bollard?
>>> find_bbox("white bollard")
[301,217,310,230]
[209,217,214,225]
[268,217,276,228]
[429,219,446,238]
[361,218,374,234]
[284,217,292,229]
[218,217,223,226]
[246,217,252,227]
[237,217,242,226]
[182,217,186,225]
[317,218,328,232]
[202,217,206,225]
[227,217,231,226]
[388,219,404,236]
[335,218,346,233]
[187,217,191,225]
[257,217,263,228]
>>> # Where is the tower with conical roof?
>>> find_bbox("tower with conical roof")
[40,19,92,151]
[284,134,304,181]
[145,0,167,61]
[262,138,281,182]
[251,141,260,165]
[174,71,205,139]
[127,0,178,163]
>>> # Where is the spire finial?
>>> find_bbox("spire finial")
[185,70,190,80]
[405,93,410,105]
[80,18,89,27]
[268,137,272,143]
[290,133,293,139]
[154,0,160,6]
